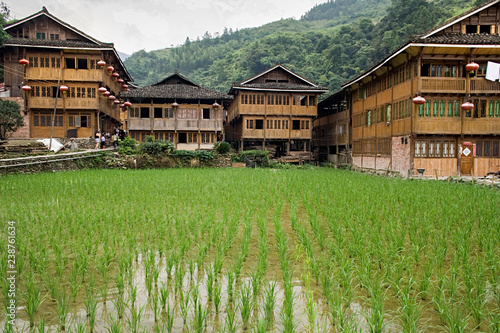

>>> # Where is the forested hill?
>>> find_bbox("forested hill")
[124,0,490,94]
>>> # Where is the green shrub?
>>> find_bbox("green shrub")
[118,137,137,155]
[233,150,269,166]
[213,141,231,154]
[174,150,214,165]
[139,139,175,156]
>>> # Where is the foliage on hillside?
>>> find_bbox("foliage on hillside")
[124,0,490,94]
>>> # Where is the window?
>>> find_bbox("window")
[309,96,315,106]
[267,119,273,129]
[77,59,88,69]
[51,57,61,68]
[140,107,150,118]
[255,119,263,129]
[165,108,174,118]
[178,133,187,143]
[202,108,211,119]
[130,107,139,118]
[300,96,307,106]
[65,58,76,69]
[476,139,500,157]
[466,25,477,33]
[154,107,163,118]
[415,138,456,158]
[36,32,46,40]
[50,34,59,41]
[268,95,274,105]
[188,133,197,143]
[246,119,254,129]
[292,120,300,130]
[201,133,214,143]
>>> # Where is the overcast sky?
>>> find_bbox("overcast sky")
[6,0,322,56]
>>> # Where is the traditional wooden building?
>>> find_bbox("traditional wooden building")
[120,72,232,150]
[225,65,328,155]
[313,90,351,164]
[341,0,500,177]
[1,7,132,138]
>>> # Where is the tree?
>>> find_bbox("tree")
[0,99,24,140]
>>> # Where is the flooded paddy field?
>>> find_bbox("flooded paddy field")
[1,168,499,332]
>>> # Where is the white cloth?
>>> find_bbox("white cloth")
[486,61,500,81]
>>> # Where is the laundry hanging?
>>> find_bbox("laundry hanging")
[485,61,500,81]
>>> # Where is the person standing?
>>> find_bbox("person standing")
[112,133,118,148]
[94,130,101,149]
[101,132,106,149]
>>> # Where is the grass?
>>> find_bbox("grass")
[0,168,499,332]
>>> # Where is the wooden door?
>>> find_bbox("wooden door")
[461,142,473,175]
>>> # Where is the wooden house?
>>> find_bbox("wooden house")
[341,0,500,177]
[313,90,351,164]
[225,65,328,155]
[1,7,132,139]
[120,72,233,150]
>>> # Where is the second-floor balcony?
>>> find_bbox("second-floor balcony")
[420,77,500,94]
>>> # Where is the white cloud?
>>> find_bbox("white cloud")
[5,0,320,55]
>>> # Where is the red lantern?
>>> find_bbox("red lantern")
[122,84,128,89]
[97,60,106,67]
[112,72,119,78]
[412,96,426,105]
[117,78,124,83]
[461,102,474,111]
[465,62,480,73]
[19,58,29,66]
[98,87,107,93]
[213,102,220,110]
[172,102,179,108]
[22,85,32,91]
[126,89,130,92]
[107,66,114,72]
[103,91,111,96]
[120,104,125,108]
[108,95,116,100]
[59,85,68,92]
[124,101,132,107]
[114,100,120,104]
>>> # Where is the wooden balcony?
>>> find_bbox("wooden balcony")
[28,97,98,110]
[470,78,500,94]
[199,119,222,131]
[420,77,466,93]
[129,118,151,130]
[153,119,175,130]
[27,68,103,82]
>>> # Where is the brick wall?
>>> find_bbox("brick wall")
[4,97,30,139]
[392,136,411,177]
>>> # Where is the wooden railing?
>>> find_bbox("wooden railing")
[470,78,500,93]
[420,78,466,93]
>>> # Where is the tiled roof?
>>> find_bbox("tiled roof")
[410,33,500,44]
[232,82,329,91]
[3,37,113,49]
[120,84,233,100]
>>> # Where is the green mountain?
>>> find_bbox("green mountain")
[124,0,490,94]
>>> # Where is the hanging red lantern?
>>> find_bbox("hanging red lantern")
[114,100,120,104]
[59,85,68,92]
[97,60,106,67]
[120,104,125,108]
[19,58,29,66]
[108,95,116,100]
[461,102,474,111]
[172,102,179,108]
[98,87,107,94]
[103,91,111,96]
[124,101,132,107]
[126,89,130,92]
[22,85,32,91]
[122,84,128,89]
[117,78,124,83]
[213,102,220,110]
[112,72,120,78]
[107,66,114,73]
[412,96,426,105]
[465,62,480,73]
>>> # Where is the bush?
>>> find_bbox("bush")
[213,141,231,154]
[233,150,269,167]
[118,136,137,155]
[139,138,175,156]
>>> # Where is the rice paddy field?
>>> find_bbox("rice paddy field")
[0,168,499,333]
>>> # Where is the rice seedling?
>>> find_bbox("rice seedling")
[23,272,44,328]
[126,304,146,333]
[1,168,498,332]
[240,281,254,330]
[225,302,239,333]
[105,313,122,333]
[56,288,70,331]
